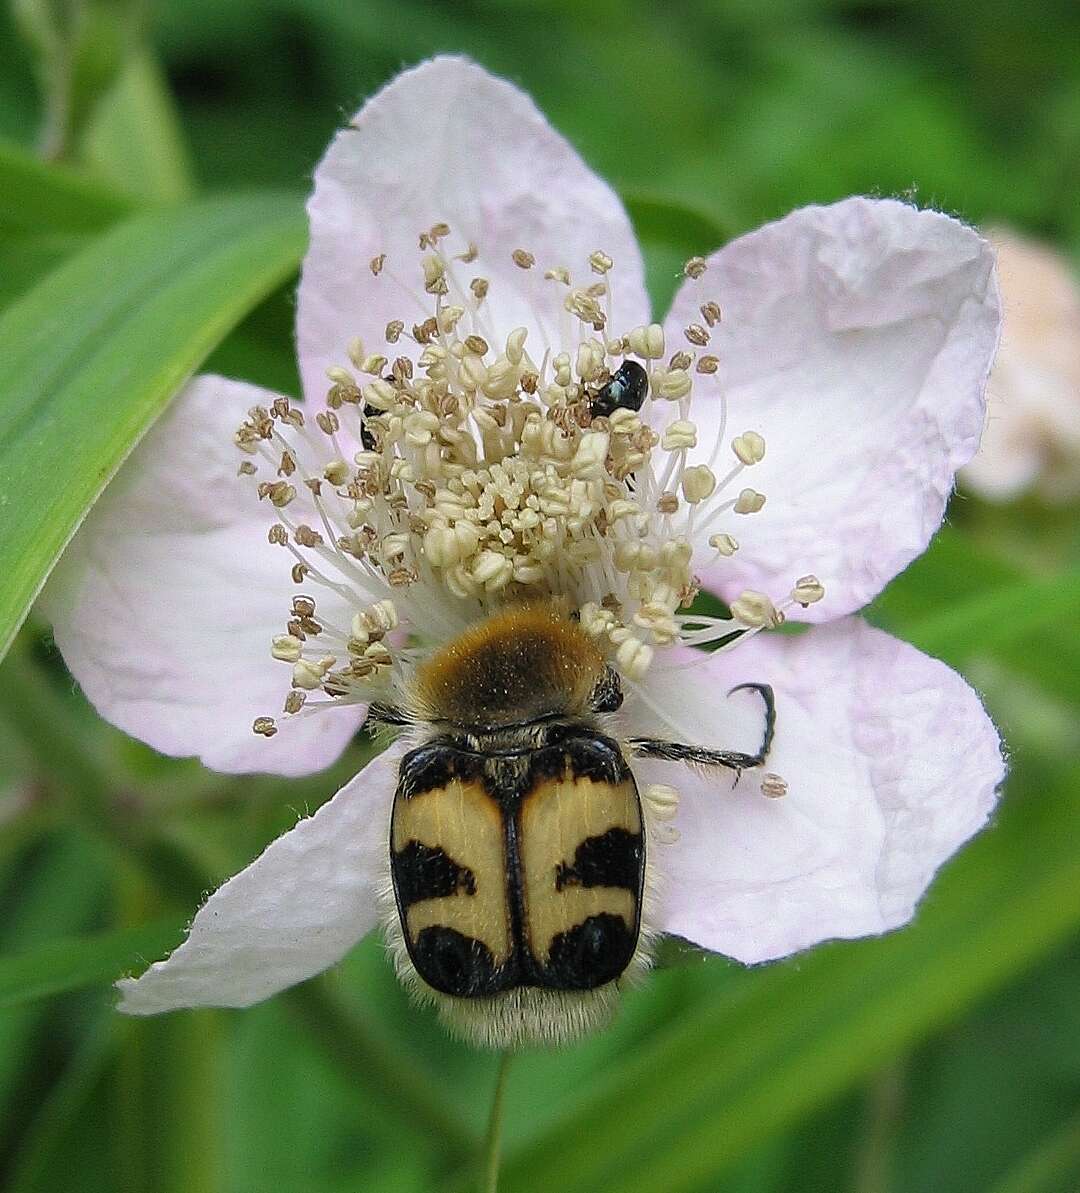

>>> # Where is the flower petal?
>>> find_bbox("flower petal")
[666,197,1000,620]
[117,746,399,1013]
[297,55,649,406]
[626,619,1003,964]
[39,375,364,776]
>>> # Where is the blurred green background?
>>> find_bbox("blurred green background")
[1,2,1079,1191]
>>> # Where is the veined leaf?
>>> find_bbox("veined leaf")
[0,193,305,660]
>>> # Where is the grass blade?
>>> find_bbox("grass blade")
[0,192,305,660]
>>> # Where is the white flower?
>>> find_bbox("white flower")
[40,57,1004,1028]
[960,227,1080,502]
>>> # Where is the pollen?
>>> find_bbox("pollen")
[234,227,821,728]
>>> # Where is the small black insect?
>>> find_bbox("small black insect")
[360,402,382,451]
[590,360,649,418]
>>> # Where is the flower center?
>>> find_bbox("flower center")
[235,225,822,732]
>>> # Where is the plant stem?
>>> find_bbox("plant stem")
[481,1052,513,1193]
[287,982,474,1165]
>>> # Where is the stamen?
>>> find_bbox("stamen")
[761,773,788,799]
[232,230,824,726]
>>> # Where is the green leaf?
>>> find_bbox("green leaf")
[12,0,139,161]
[625,192,732,257]
[624,192,732,316]
[0,136,132,236]
[81,44,197,203]
[495,766,1080,1193]
[0,917,184,1009]
[868,533,1080,706]
[0,231,86,307]
[0,193,305,661]
[989,1111,1080,1193]
[4,1019,116,1193]
[896,568,1080,665]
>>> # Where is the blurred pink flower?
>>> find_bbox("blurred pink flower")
[961,227,1080,501]
[40,58,1004,1027]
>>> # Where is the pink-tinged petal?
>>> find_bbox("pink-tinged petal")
[626,619,1003,964]
[667,197,1000,620]
[118,747,400,1014]
[960,228,1080,502]
[39,375,364,776]
[297,56,648,406]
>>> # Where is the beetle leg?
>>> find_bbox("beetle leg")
[627,683,775,784]
[365,702,414,728]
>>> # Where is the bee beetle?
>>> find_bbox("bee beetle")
[370,604,774,1048]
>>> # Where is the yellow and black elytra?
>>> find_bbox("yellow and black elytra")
[373,603,776,1047]
[391,728,644,998]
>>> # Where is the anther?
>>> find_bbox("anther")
[662,420,697,451]
[684,324,710,347]
[272,635,303,662]
[370,254,386,276]
[253,717,277,737]
[734,488,766,514]
[761,773,788,799]
[505,327,528,365]
[422,255,447,295]
[684,256,708,279]
[472,550,513,589]
[512,249,535,269]
[682,465,717,504]
[730,590,780,628]
[731,432,766,465]
[654,368,692,400]
[367,599,399,632]
[708,532,738,555]
[616,636,654,680]
[627,324,665,360]
[791,575,825,606]
[259,481,296,508]
[696,355,720,374]
[292,658,332,690]
[566,289,606,328]
[700,301,722,326]
[643,783,680,820]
